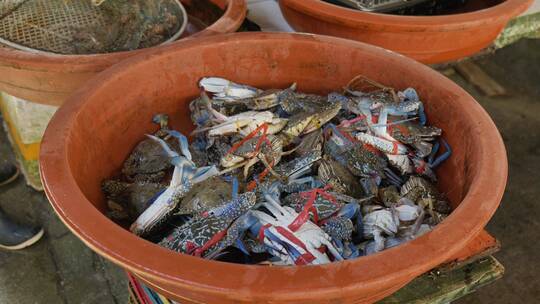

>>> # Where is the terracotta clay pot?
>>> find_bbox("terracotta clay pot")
[0,0,246,106]
[40,33,507,303]
[279,0,532,64]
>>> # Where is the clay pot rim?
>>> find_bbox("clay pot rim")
[40,32,507,299]
[0,0,246,72]
[280,0,532,30]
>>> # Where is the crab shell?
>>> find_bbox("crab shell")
[102,180,166,219]
[284,193,344,223]
[318,156,364,198]
[280,93,328,115]
[303,102,342,134]
[122,135,179,178]
[160,192,256,256]
[245,84,297,110]
[220,135,284,168]
[177,177,232,215]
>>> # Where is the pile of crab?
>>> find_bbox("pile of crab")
[102,75,453,266]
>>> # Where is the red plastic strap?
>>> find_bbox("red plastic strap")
[185,241,197,254]
[290,186,336,230]
[246,158,275,192]
[338,127,358,144]
[391,141,399,155]
[274,226,315,261]
[258,224,272,242]
[193,229,228,257]
[415,160,427,174]
[300,186,338,206]
[339,115,366,128]
[389,123,410,137]
[288,190,316,232]
[295,253,317,266]
[246,180,258,192]
[227,123,269,155]
[364,143,381,155]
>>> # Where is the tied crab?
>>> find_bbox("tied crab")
[160,186,256,258]
[219,124,291,179]
[209,186,343,265]
[318,155,364,198]
[323,123,402,193]
[283,186,364,259]
[194,91,288,138]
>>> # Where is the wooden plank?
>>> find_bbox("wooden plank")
[378,256,504,304]
[454,60,507,97]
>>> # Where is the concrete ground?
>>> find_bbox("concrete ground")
[0,38,539,303]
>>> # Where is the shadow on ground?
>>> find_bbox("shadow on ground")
[0,39,538,304]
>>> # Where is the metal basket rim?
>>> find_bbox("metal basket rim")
[0,0,188,55]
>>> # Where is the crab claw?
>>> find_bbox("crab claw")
[166,130,192,161]
[152,114,169,129]
[146,134,195,168]
[199,77,259,101]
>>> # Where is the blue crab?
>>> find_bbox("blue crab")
[220,132,287,178]
[200,77,298,111]
[279,101,342,144]
[323,124,403,192]
[102,180,166,220]
[283,186,363,259]
[130,132,219,236]
[410,139,452,181]
[209,188,343,265]
[177,176,233,216]
[121,114,176,181]
[318,155,364,198]
[400,176,452,223]
[159,189,257,258]
[387,118,442,157]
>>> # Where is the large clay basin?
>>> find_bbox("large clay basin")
[40,32,507,303]
[0,0,246,106]
[279,0,532,64]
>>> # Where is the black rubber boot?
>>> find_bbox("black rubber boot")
[0,162,19,186]
[0,208,44,250]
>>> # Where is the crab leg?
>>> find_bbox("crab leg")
[355,133,408,155]
[166,130,192,160]
[384,168,404,187]
[429,139,452,168]
[130,164,187,235]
